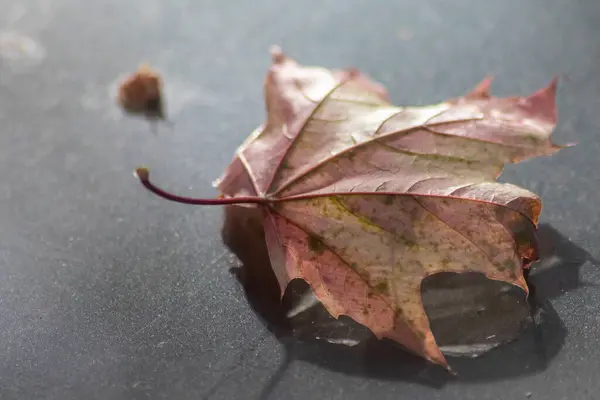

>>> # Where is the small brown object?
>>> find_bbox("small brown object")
[118,64,164,118]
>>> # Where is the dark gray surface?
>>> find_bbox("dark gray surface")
[0,0,599,399]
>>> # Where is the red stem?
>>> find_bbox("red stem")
[134,168,268,206]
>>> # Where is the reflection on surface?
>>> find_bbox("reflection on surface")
[221,204,592,391]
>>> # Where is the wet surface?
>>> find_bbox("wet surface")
[224,205,534,357]
[223,206,582,395]
[0,0,599,399]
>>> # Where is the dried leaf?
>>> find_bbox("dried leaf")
[135,47,572,370]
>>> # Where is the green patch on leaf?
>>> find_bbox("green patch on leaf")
[374,281,389,295]
[404,239,418,249]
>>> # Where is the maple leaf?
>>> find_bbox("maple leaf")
[134,46,571,370]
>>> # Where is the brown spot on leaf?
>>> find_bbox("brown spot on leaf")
[307,234,326,255]
[380,195,394,205]
[374,281,389,295]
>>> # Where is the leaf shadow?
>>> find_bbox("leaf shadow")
[221,205,593,393]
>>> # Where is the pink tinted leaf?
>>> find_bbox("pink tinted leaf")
[215,49,569,369]
[138,47,572,370]
[264,210,446,366]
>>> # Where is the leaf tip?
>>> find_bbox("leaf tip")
[269,45,286,64]
[515,275,530,297]
[467,75,494,99]
[560,142,578,149]
[426,345,450,370]
[446,365,457,376]
[541,75,559,100]
[520,76,559,124]
[336,67,390,102]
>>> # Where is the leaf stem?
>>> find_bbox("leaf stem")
[134,167,268,206]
